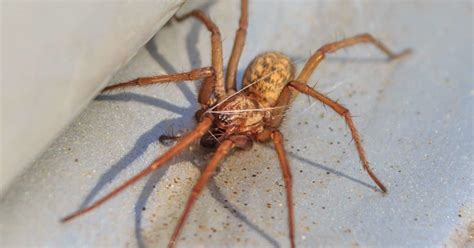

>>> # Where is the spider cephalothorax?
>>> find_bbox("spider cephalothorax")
[201,94,266,149]
[62,1,411,247]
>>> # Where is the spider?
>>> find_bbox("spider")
[61,1,411,247]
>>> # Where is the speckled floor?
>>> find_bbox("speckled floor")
[1,1,472,247]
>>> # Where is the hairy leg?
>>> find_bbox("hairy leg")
[168,140,234,248]
[61,117,213,222]
[102,67,214,92]
[297,33,411,83]
[198,74,215,107]
[175,10,226,100]
[225,0,248,92]
[289,81,387,192]
[268,33,410,130]
[271,131,295,248]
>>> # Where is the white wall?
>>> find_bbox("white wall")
[1,0,186,194]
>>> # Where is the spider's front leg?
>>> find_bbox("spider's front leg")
[102,67,214,93]
[289,81,387,192]
[297,33,411,83]
[269,33,411,131]
[174,10,226,100]
[104,7,228,105]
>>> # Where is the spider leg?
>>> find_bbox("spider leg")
[269,33,411,133]
[198,75,215,107]
[271,131,295,248]
[102,66,213,91]
[103,66,216,106]
[168,139,234,248]
[175,10,226,101]
[288,81,387,193]
[225,0,248,92]
[61,117,213,223]
[297,33,411,83]
[267,86,293,129]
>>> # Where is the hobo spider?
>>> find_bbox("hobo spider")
[62,0,411,247]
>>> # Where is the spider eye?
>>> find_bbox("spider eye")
[218,114,231,125]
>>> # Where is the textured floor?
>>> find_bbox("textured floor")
[1,1,472,247]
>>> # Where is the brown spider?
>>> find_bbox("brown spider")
[61,1,411,247]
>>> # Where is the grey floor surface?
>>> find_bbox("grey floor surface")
[1,0,472,247]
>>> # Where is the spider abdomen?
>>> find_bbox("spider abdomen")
[242,52,295,107]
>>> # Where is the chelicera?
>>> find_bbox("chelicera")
[61,1,411,247]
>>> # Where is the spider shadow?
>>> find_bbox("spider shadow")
[325,56,393,64]
[260,144,379,192]
[91,91,195,247]
[80,21,201,248]
[293,154,379,192]
[80,30,199,212]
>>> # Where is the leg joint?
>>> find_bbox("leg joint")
[271,130,284,143]
[340,108,350,117]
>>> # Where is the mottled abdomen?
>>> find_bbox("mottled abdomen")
[242,52,295,107]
